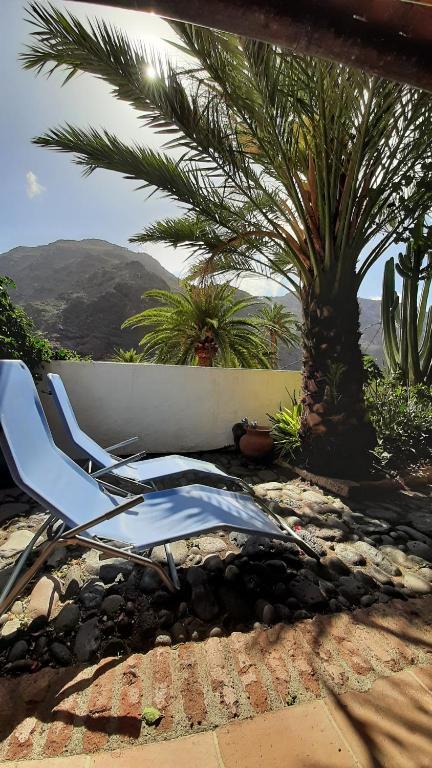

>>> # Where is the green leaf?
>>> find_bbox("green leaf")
[141,706,163,725]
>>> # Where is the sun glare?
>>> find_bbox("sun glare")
[145,64,157,79]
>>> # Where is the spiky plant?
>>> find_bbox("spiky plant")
[382,215,432,385]
[257,302,299,368]
[21,2,432,475]
[122,281,271,367]
[112,347,144,362]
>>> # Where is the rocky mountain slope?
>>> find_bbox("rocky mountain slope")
[0,239,382,365]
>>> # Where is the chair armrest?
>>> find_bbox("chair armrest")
[64,494,144,539]
[105,436,140,452]
[90,452,147,479]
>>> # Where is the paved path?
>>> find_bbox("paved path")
[1,595,431,764]
[1,662,432,767]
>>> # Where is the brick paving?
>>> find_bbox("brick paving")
[0,595,431,761]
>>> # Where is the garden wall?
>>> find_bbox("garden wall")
[41,361,301,455]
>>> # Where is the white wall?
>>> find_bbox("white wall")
[41,361,301,455]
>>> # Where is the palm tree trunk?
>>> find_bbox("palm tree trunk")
[299,279,376,478]
[269,330,278,369]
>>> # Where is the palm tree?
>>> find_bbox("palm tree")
[258,302,299,369]
[122,282,271,368]
[22,4,432,475]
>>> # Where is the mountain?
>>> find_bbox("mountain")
[0,238,383,365]
[0,239,179,359]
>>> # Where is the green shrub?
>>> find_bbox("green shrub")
[365,376,432,470]
[0,275,84,378]
[268,398,302,461]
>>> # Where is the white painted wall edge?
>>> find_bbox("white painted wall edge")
[40,361,302,455]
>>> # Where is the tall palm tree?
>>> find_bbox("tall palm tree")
[122,282,271,368]
[22,3,432,475]
[258,302,299,369]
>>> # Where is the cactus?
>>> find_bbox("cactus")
[382,216,432,385]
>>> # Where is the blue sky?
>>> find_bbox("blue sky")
[1,0,398,298]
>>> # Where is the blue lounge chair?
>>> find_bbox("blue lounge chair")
[47,372,244,491]
[0,360,293,615]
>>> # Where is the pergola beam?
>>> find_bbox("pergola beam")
[69,0,432,91]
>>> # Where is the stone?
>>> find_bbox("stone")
[334,543,367,566]
[367,566,394,586]
[28,575,61,621]
[10,600,23,616]
[203,554,225,573]
[228,531,249,548]
[186,567,207,588]
[74,617,101,661]
[191,584,219,622]
[158,609,174,628]
[50,642,72,666]
[284,516,302,528]
[396,526,432,545]
[101,594,125,616]
[351,542,401,576]
[151,541,188,566]
[8,639,28,662]
[337,576,366,603]
[155,633,172,647]
[196,536,226,554]
[171,621,187,643]
[321,555,350,576]
[54,603,80,634]
[224,564,241,583]
[293,610,312,621]
[409,511,432,535]
[418,567,432,582]
[81,549,101,578]
[99,558,134,584]
[63,565,84,599]
[379,546,413,568]
[208,626,223,638]
[402,573,432,595]
[139,569,165,593]
[306,524,344,543]
[253,482,284,495]
[265,559,289,579]
[0,529,34,555]
[47,546,68,569]
[405,541,432,562]
[79,580,105,610]
[255,599,275,624]
[358,519,391,534]
[360,594,377,607]
[288,575,326,608]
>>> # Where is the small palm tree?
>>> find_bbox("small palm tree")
[112,347,144,362]
[122,282,270,368]
[258,302,299,369]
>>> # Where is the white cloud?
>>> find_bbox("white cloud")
[368,296,382,301]
[26,171,45,199]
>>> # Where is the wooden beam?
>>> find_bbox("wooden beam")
[68,0,432,92]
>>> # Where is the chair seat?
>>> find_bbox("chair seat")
[115,454,229,483]
[89,484,284,550]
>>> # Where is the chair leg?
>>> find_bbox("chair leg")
[164,543,181,590]
[72,535,177,592]
[0,538,64,617]
[0,514,55,608]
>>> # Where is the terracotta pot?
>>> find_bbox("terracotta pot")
[239,426,274,459]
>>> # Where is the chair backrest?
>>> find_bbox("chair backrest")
[47,372,115,468]
[0,360,117,528]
